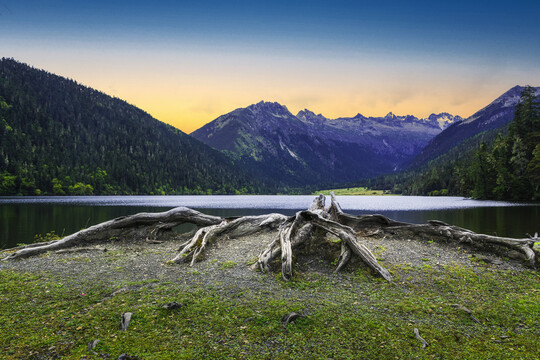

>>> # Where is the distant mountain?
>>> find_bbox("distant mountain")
[408,85,540,168]
[191,101,351,187]
[191,101,460,187]
[363,85,540,200]
[296,109,460,166]
[0,58,263,195]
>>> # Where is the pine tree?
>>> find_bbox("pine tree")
[471,142,497,199]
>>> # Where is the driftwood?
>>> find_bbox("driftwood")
[281,312,303,328]
[1,207,223,261]
[451,304,481,324]
[1,194,537,280]
[338,216,536,268]
[414,328,429,348]
[170,213,287,265]
[249,195,393,281]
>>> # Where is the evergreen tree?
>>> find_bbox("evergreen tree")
[471,142,497,199]
[361,86,539,201]
[526,144,540,199]
[0,58,273,196]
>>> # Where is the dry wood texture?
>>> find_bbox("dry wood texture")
[2,194,536,279]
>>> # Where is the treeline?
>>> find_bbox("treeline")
[363,86,540,201]
[0,58,273,196]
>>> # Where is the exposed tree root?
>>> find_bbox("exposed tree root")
[382,222,537,268]
[251,195,393,281]
[2,194,537,280]
[326,196,537,268]
[170,213,288,265]
[1,207,223,261]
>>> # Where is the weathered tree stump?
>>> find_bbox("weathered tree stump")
[2,194,537,280]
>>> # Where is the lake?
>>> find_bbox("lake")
[1,195,538,249]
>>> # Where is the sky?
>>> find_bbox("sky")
[1,0,540,133]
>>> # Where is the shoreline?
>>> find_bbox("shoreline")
[1,231,538,359]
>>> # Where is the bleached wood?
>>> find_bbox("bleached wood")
[2,207,223,261]
[171,213,287,265]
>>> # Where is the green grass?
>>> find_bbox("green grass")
[0,266,538,359]
[219,260,238,269]
[314,187,386,196]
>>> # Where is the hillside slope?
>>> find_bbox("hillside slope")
[0,58,262,195]
[409,86,540,168]
[363,85,540,200]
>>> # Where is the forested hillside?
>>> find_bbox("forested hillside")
[363,87,540,201]
[408,86,534,168]
[0,58,266,195]
[362,127,505,195]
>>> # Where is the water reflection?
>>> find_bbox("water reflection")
[0,197,538,249]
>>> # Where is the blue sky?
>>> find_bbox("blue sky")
[2,0,540,132]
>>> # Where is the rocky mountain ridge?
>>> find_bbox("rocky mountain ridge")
[191,101,461,187]
[409,85,540,168]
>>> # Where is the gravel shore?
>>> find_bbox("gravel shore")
[0,225,528,294]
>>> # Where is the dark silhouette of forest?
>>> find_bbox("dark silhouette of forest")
[0,58,270,195]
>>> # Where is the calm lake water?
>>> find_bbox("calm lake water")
[1,195,538,249]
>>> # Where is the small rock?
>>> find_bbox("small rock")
[121,312,132,331]
[162,301,182,310]
[118,354,141,360]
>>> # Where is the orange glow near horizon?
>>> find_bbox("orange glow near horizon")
[110,79,522,134]
[3,1,540,135]
[9,47,536,134]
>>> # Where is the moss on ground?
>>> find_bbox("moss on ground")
[1,263,538,359]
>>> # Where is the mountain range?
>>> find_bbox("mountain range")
[409,85,540,168]
[193,86,538,189]
[0,58,535,195]
[191,102,461,187]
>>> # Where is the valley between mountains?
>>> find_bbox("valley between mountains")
[191,101,460,187]
[0,58,538,197]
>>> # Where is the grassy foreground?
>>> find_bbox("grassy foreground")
[315,187,385,196]
[1,264,538,360]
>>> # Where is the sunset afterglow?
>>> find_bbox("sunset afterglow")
[2,0,540,133]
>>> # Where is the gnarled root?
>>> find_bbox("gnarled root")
[170,213,288,265]
[3,193,535,280]
[381,220,536,268]
[253,194,393,281]
[2,207,224,261]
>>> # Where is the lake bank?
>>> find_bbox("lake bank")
[1,195,538,249]
[1,228,538,359]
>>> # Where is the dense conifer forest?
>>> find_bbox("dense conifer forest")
[1,58,538,200]
[363,87,540,201]
[0,58,270,195]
